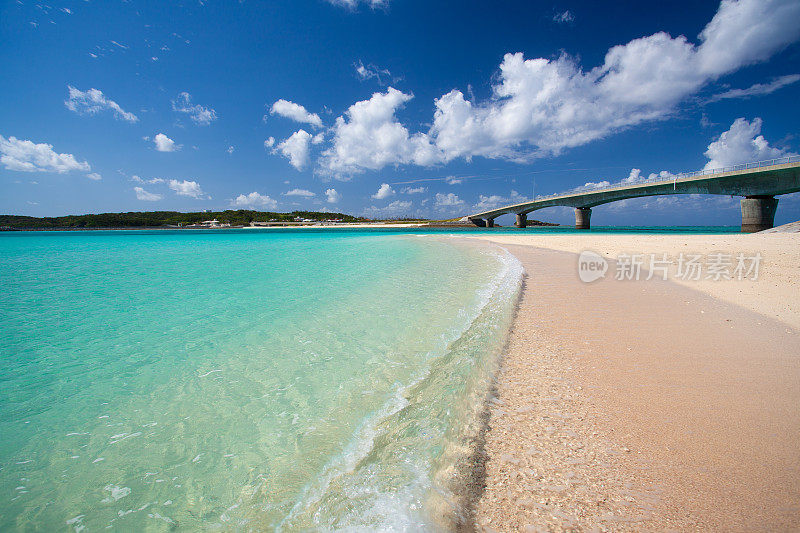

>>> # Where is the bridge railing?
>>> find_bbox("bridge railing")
[530,154,800,202]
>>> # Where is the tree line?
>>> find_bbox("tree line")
[0,210,368,229]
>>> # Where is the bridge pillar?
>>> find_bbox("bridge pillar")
[515,213,527,228]
[575,207,591,230]
[487,218,495,228]
[741,196,778,232]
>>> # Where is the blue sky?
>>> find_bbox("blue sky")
[1,0,799,225]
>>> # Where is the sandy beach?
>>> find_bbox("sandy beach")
[464,232,800,531]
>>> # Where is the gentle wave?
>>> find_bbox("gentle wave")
[276,244,523,531]
[0,231,522,531]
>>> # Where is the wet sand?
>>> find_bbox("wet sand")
[465,234,800,531]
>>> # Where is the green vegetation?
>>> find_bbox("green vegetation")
[0,210,367,229]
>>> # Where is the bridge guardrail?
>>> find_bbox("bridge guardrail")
[529,155,800,202]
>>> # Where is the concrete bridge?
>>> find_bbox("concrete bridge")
[468,157,800,232]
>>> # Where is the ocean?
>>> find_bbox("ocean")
[0,229,523,531]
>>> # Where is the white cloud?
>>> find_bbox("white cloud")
[647,170,677,180]
[354,61,397,85]
[622,168,642,183]
[154,133,179,152]
[402,186,427,194]
[264,137,275,148]
[372,183,395,199]
[276,130,312,170]
[432,0,798,162]
[134,187,162,201]
[270,99,322,128]
[227,145,235,154]
[168,179,206,198]
[172,92,217,125]
[86,172,102,181]
[320,88,441,177]
[325,188,340,203]
[694,0,800,76]
[65,86,138,122]
[553,10,574,24]
[363,200,412,218]
[285,188,315,197]
[232,192,278,209]
[323,0,799,174]
[709,74,800,101]
[131,175,165,184]
[473,190,529,211]
[0,135,91,173]
[327,0,388,8]
[435,192,465,207]
[579,180,611,190]
[445,176,463,185]
[703,117,791,170]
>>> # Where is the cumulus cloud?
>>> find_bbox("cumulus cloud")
[694,0,800,76]
[325,188,341,203]
[473,195,507,212]
[445,176,463,185]
[473,190,529,211]
[363,200,412,218]
[227,145,235,154]
[402,186,427,194]
[709,74,800,101]
[0,135,91,173]
[232,191,278,209]
[270,99,323,128]
[168,179,206,198]
[320,88,441,177]
[320,0,800,175]
[172,92,217,125]
[134,187,162,201]
[154,133,179,152]
[285,188,315,197]
[372,183,395,199]
[435,192,465,207]
[703,117,791,170]
[264,137,275,149]
[86,172,102,181]
[276,130,313,170]
[622,168,642,183]
[578,180,612,191]
[65,86,138,122]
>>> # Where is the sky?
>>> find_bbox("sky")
[1,0,800,226]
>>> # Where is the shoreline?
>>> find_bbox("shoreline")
[464,233,800,530]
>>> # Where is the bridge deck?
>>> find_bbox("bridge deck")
[469,159,800,221]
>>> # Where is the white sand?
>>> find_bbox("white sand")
[462,233,800,531]
[469,233,800,328]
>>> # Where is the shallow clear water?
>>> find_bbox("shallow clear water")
[0,230,522,531]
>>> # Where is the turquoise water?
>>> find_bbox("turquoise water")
[0,230,522,531]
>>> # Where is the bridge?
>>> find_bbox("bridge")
[468,156,800,232]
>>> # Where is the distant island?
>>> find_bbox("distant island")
[0,210,558,230]
[0,210,365,230]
